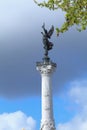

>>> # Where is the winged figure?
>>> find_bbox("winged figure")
[41,23,54,57]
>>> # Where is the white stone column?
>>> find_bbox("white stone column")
[36,61,56,130]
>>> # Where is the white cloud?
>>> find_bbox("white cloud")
[0,111,36,130]
[57,80,87,130]
[68,80,87,106]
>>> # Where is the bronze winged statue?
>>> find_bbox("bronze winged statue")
[41,23,54,57]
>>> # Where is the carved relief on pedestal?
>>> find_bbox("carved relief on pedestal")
[40,120,55,130]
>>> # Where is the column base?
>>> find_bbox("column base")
[40,120,55,130]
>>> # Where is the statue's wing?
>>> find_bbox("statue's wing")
[48,25,54,38]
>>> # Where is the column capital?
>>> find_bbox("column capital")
[36,61,57,75]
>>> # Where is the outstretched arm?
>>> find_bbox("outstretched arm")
[42,23,47,34]
[42,23,45,29]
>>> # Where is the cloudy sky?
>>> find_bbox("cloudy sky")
[0,0,87,129]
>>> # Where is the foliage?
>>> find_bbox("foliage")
[34,0,87,35]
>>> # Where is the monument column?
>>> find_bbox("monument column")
[36,24,56,130]
[36,60,56,130]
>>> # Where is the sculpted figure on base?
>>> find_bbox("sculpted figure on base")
[41,23,54,57]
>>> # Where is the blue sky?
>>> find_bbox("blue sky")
[0,0,87,130]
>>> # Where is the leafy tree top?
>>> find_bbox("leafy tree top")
[34,0,87,35]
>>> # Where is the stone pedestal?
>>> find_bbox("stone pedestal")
[36,59,56,130]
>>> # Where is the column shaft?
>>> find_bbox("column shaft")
[41,73,53,122]
[36,62,56,130]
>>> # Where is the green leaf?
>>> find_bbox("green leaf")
[34,0,87,34]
